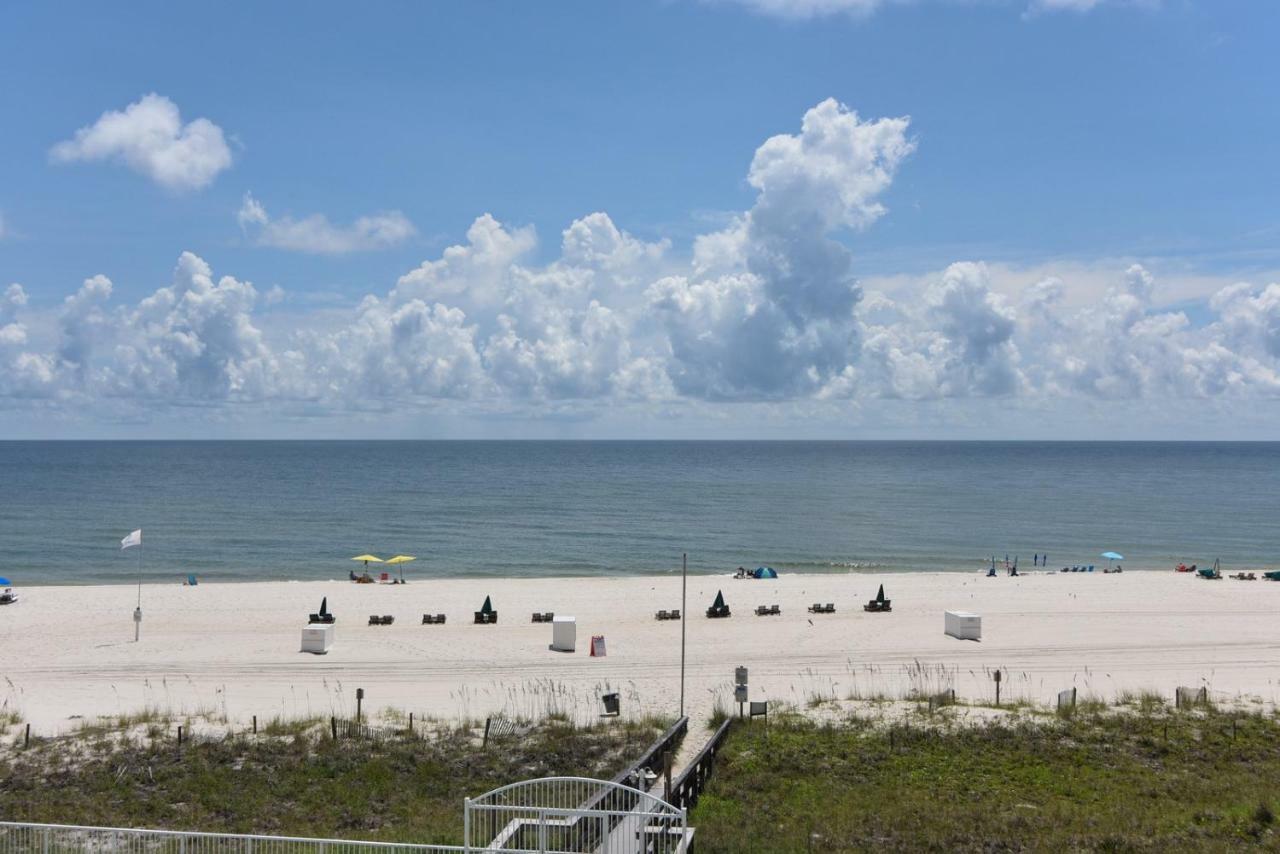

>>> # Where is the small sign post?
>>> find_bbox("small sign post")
[993,669,1002,707]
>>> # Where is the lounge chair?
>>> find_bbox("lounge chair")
[475,611,498,624]
[807,603,822,613]
[186,574,198,586]
[532,612,545,623]
[755,605,780,617]
[670,609,681,620]
[769,604,781,615]
[369,615,380,625]
[825,603,835,613]
[655,609,669,620]
[382,615,394,625]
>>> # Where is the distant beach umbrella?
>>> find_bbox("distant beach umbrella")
[0,577,10,586]
[386,554,415,583]
[1101,552,1124,560]
[351,554,383,568]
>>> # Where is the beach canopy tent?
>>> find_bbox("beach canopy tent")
[753,566,778,579]
[386,554,415,583]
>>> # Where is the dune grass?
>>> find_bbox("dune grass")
[690,708,1280,852]
[0,715,670,845]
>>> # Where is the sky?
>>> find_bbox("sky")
[1,0,1279,439]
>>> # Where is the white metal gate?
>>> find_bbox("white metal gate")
[463,777,688,853]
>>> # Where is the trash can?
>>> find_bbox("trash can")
[601,692,620,716]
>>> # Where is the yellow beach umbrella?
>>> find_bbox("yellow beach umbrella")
[351,554,383,568]
[386,554,416,583]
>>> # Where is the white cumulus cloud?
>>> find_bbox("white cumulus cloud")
[51,94,233,191]
[238,193,415,255]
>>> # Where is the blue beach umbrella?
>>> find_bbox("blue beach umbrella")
[1101,551,1123,569]
[0,577,11,586]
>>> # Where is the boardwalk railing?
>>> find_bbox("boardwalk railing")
[0,822,464,853]
[667,718,734,812]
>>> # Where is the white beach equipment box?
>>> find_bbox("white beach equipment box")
[552,615,577,652]
[945,611,981,641]
[301,623,334,654]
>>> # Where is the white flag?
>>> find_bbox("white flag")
[121,529,142,550]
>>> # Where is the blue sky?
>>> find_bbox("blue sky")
[2,0,1279,438]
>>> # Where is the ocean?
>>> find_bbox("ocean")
[1,441,1277,585]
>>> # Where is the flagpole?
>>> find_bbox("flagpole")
[134,533,142,642]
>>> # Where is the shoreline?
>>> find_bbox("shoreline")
[5,564,1209,589]
[5,571,1277,733]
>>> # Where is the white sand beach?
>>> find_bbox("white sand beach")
[3,571,1279,733]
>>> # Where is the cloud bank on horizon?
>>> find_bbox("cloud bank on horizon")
[5,96,1279,429]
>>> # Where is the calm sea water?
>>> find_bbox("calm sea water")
[1,441,1277,585]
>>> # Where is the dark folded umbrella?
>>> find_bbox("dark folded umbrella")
[319,596,329,616]
[875,584,886,603]
[712,590,726,609]
[481,595,494,614]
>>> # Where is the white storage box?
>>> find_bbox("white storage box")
[945,610,981,641]
[301,623,334,654]
[551,615,577,652]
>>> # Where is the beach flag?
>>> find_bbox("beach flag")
[590,635,606,657]
[121,529,142,550]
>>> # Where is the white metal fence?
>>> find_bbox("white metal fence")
[464,776,688,853]
[0,823,465,853]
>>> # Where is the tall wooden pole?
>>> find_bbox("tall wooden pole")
[680,553,687,718]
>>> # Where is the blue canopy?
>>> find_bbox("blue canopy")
[752,566,778,579]
[1101,552,1124,561]
[0,577,11,586]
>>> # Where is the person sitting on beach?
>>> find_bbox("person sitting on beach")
[349,570,358,582]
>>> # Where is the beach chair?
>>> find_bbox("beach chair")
[369,615,381,625]
[532,612,545,623]
[423,613,433,624]
[824,603,835,613]
[755,605,777,617]
[382,615,394,625]
[769,604,781,615]
[1087,565,1095,572]
[670,609,681,620]
[543,612,553,621]
[186,574,198,586]
[655,609,669,620]
[808,603,822,613]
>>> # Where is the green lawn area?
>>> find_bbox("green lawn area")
[690,708,1280,852]
[0,716,669,845]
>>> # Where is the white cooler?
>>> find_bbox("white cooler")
[945,611,981,641]
[551,616,576,652]
[301,623,334,654]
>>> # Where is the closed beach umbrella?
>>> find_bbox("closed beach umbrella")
[386,554,415,583]
[712,590,726,610]
[480,595,494,614]
[875,584,886,603]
